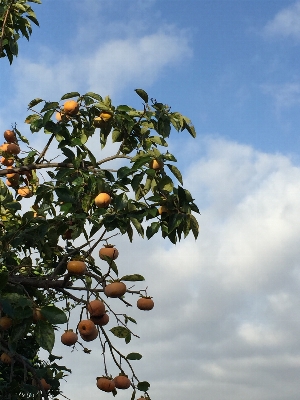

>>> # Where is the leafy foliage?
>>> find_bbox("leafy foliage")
[0,0,41,64]
[0,90,199,399]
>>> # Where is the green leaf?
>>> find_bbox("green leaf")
[131,173,144,192]
[190,214,199,239]
[130,218,144,237]
[135,89,148,103]
[126,352,142,360]
[166,164,183,185]
[146,221,160,239]
[157,176,173,192]
[61,92,80,100]
[5,201,21,211]
[117,105,132,112]
[34,321,55,353]
[28,98,43,108]
[126,316,137,324]
[125,331,132,343]
[41,102,59,113]
[149,136,168,146]
[137,381,150,392]
[84,92,102,101]
[120,274,145,281]
[40,305,67,324]
[111,129,121,143]
[110,326,131,339]
[0,270,8,291]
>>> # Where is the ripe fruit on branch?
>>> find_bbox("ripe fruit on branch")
[99,112,113,122]
[17,186,33,198]
[137,297,154,310]
[99,245,119,260]
[149,159,164,170]
[0,316,13,330]
[113,374,131,389]
[1,143,20,155]
[90,313,109,326]
[78,319,96,336]
[63,100,79,116]
[6,178,18,187]
[0,353,12,364]
[61,330,78,346]
[67,260,87,275]
[87,299,105,317]
[96,377,115,392]
[55,112,63,121]
[80,327,98,342]
[40,378,51,391]
[94,192,111,208]
[104,282,127,298]
[158,205,169,215]
[4,130,16,143]
[6,167,19,180]
[0,157,14,166]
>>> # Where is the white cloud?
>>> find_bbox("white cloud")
[261,82,300,109]
[264,1,300,39]
[3,28,191,125]
[49,137,300,400]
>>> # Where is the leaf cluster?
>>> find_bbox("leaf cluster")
[0,0,41,64]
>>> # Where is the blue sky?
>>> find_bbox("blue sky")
[2,1,300,400]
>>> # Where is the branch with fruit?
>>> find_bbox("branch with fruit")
[0,89,199,399]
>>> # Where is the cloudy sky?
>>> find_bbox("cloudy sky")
[2,0,300,399]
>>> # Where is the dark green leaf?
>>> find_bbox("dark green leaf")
[41,102,59,113]
[135,89,148,103]
[61,92,80,100]
[0,270,8,290]
[110,326,130,339]
[120,274,145,281]
[146,221,160,239]
[84,92,102,101]
[40,305,67,324]
[137,381,150,392]
[125,332,131,343]
[28,98,43,108]
[34,321,55,352]
[117,105,132,112]
[126,352,142,360]
[130,218,144,237]
[5,201,21,211]
[190,214,199,239]
[166,164,183,185]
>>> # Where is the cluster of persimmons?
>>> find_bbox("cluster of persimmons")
[0,99,167,398]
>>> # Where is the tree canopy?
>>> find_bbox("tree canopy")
[0,1,199,399]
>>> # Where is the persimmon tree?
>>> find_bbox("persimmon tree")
[0,2,199,400]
